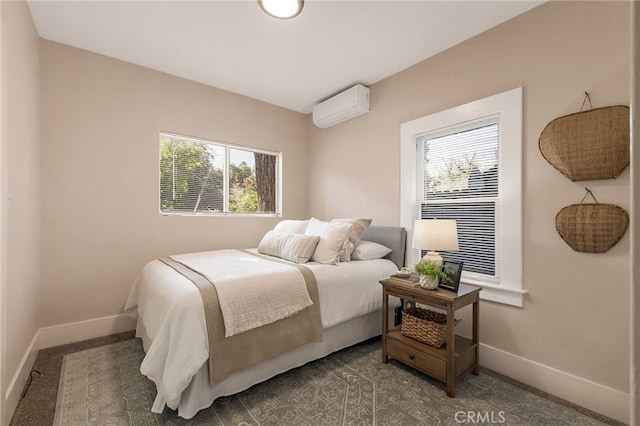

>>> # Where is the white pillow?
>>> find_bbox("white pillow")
[305,218,354,265]
[331,218,372,261]
[258,231,320,264]
[272,219,309,234]
[351,241,392,260]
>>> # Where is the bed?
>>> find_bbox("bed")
[124,222,406,419]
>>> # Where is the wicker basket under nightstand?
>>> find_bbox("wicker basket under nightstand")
[401,304,461,348]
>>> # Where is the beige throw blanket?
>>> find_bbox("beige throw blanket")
[159,250,322,386]
[171,249,313,337]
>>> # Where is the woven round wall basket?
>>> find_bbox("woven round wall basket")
[539,105,629,181]
[555,203,629,253]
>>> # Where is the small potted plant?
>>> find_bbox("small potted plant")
[414,260,449,289]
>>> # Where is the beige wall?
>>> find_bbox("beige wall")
[39,41,309,327]
[631,2,639,423]
[1,1,41,423]
[310,0,630,411]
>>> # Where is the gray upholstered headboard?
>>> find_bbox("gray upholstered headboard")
[360,226,407,270]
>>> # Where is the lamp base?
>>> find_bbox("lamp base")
[421,251,443,266]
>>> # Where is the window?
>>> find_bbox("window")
[417,118,499,277]
[401,88,525,306]
[160,133,281,216]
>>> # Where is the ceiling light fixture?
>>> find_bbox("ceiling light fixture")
[259,0,304,19]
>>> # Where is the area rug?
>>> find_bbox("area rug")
[53,338,609,425]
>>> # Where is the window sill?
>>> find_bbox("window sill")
[160,212,281,218]
[462,278,527,307]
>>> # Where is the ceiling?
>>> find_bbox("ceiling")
[27,1,543,114]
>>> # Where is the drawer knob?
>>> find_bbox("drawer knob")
[409,354,415,360]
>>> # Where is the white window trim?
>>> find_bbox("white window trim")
[400,87,526,307]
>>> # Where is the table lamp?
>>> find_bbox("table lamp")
[412,219,459,266]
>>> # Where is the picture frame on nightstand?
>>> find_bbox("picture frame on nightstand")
[438,260,463,292]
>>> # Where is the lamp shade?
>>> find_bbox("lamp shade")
[412,219,459,251]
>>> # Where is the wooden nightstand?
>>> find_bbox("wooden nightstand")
[380,276,481,397]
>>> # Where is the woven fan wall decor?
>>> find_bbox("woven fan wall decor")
[539,105,629,181]
[555,190,629,253]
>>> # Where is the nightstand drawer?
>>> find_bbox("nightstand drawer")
[386,337,446,382]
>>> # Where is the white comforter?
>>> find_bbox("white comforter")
[124,250,397,416]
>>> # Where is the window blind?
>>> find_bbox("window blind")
[160,133,279,215]
[416,116,500,277]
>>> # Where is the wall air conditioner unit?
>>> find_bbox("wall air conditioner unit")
[312,84,370,129]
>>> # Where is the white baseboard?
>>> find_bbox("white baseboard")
[4,331,39,425]
[480,343,630,424]
[38,313,136,349]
